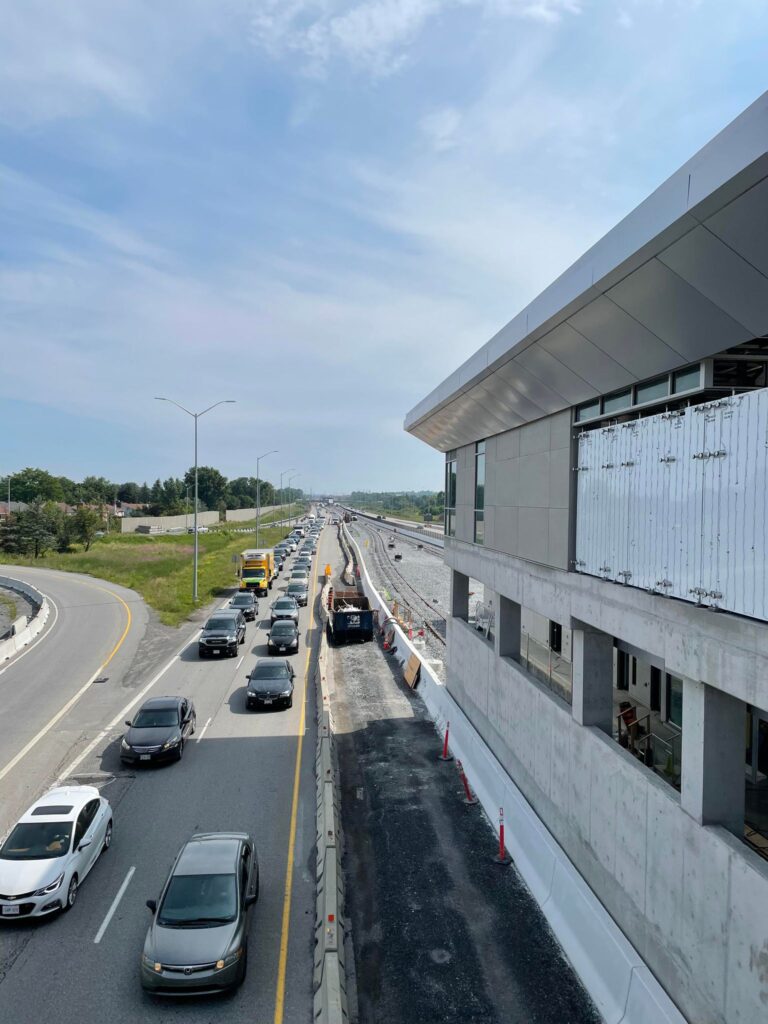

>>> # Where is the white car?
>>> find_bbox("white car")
[0,786,113,918]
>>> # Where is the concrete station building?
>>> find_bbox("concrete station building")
[406,93,768,1022]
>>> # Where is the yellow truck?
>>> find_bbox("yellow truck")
[238,549,275,595]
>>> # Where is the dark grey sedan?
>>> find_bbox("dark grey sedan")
[267,620,299,655]
[246,659,295,710]
[142,833,259,996]
[121,697,196,765]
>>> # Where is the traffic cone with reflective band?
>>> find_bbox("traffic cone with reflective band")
[456,760,478,805]
[495,807,512,865]
[438,722,453,761]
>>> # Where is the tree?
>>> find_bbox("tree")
[16,499,61,558]
[72,506,103,551]
[4,468,64,503]
[118,482,141,503]
[184,466,227,512]
[139,482,151,503]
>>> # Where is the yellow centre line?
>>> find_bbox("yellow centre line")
[0,577,132,786]
[273,550,320,1024]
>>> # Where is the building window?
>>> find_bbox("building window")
[575,399,601,422]
[666,674,683,728]
[549,620,562,653]
[474,441,485,544]
[672,364,701,393]
[635,375,669,405]
[603,388,632,414]
[445,454,457,538]
[713,359,768,389]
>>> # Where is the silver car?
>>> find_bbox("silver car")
[142,833,259,995]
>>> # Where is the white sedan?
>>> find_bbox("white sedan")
[0,785,113,918]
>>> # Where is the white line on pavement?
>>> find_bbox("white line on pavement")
[57,630,203,784]
[94,866,135,944]
[196,716,212,743]
[0,590,59,678]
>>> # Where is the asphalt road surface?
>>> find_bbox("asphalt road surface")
[0,536,325,1024]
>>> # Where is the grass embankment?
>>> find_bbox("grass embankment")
[0,525,295,627]
[0,591,18,623]
[209,503,304,531]
[357,506,431,524]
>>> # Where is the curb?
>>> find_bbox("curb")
[0,576,50,663]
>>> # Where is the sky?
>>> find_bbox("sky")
[1,1,767,494]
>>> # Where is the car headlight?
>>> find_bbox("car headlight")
[121,738,130,751]
[281,688,292,697]
[141,953,161,971]
[163,734,181,749]
[33,872,64,897]
[216,948,243,970]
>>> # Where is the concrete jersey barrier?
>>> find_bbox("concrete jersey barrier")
[342,524,686,1024]
[0,576,50,664]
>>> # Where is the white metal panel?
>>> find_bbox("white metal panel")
[575,386,768,623]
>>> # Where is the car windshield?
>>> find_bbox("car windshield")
[274,599,295,609]
[243,568,266,579]
[0,821,73,860]
[206,618,235,631]
[287,585,305,594]
[252,662,289,680]
[272,622,295,635]
[231,596,252,606]
[158,873,237,927]
[132,708,179,728]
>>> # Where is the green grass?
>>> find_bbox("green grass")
[0,591,18,623]
[209,503,305,531]
[357,505,432,524]
[0,525,297,627]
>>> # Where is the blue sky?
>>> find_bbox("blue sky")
[2,0,767,493]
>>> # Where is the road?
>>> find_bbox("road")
[0,534,325,1024]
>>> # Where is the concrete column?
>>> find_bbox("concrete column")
[498,594,521,660]
[681,679,745,836]
[451,570,469,621]
[572,625,614,733]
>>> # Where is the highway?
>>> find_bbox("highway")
[0,537,324,1023]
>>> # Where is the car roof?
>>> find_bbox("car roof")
[271,619,296,628]
[140,696,181,710]
[175,835,242,875]
[208,609,240,619]
[22,785,100,821]
[252,659,290,674]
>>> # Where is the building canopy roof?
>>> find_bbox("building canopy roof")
[405,92,768,452]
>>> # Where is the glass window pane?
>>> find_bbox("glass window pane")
[672,364,701,393]
[603,389,632,414]
[575,400,600,422]
[476,440,486,455]
[446,509,456,537]
[635,376,669,404]
[474,510,484,545]
[667,675,683,728]
[475,453,485,511]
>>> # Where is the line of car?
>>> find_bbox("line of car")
[0,514,326,997]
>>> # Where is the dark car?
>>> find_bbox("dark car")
[245,659,295,709]
[273,551,286,573]
[294,558,312,573]
[286,581,308,607]
[270,596,299,625]
[141,833,259,995]
[229,592,258,622]
[199,610,246,658]
[121,697,196,765]
[267,620,299,655]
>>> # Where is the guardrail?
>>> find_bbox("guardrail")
[339,507,444,549]
[314,583,349,1024]
[0,576,50,663]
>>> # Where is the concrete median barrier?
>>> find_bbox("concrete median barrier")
[0,576,50,664]
[313,583,349,1024]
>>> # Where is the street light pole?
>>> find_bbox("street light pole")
[288,473,300,527]
[280,468,294,530]
[155,397,235,603]
[255,450,277,549]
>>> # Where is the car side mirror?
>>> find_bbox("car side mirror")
[125,720,131,727]
[146,899,157,913]
[244,893,258,907]
[78,839,92,851]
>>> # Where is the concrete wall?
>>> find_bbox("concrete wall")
[452,410,572,569]
[445,539,768,1024]
[120,505,280,532]
[0,576,49,663]
[224,505,278,522]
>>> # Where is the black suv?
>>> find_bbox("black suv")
[198,610,246,658]
[230,592,258,621]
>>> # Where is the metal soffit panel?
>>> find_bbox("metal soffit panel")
[537,321,638,392]
[704,172,768,278]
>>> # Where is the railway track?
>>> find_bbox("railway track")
[353,521,447,659]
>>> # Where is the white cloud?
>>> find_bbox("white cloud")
[420,107,462,150]
[249,0,581,75]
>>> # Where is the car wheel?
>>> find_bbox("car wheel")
[177,740,184,761]
[191,717,196,735]
[237,947,248,986]
[102,820,113,852]
[287,696,293,709]
[65,874,78,911]
[239,633,246,644]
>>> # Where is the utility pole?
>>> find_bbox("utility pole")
[255,450,277,549]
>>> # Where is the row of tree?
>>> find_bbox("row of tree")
[0,500,104,558]
[348,490,444,520]
[1,468,303,517]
